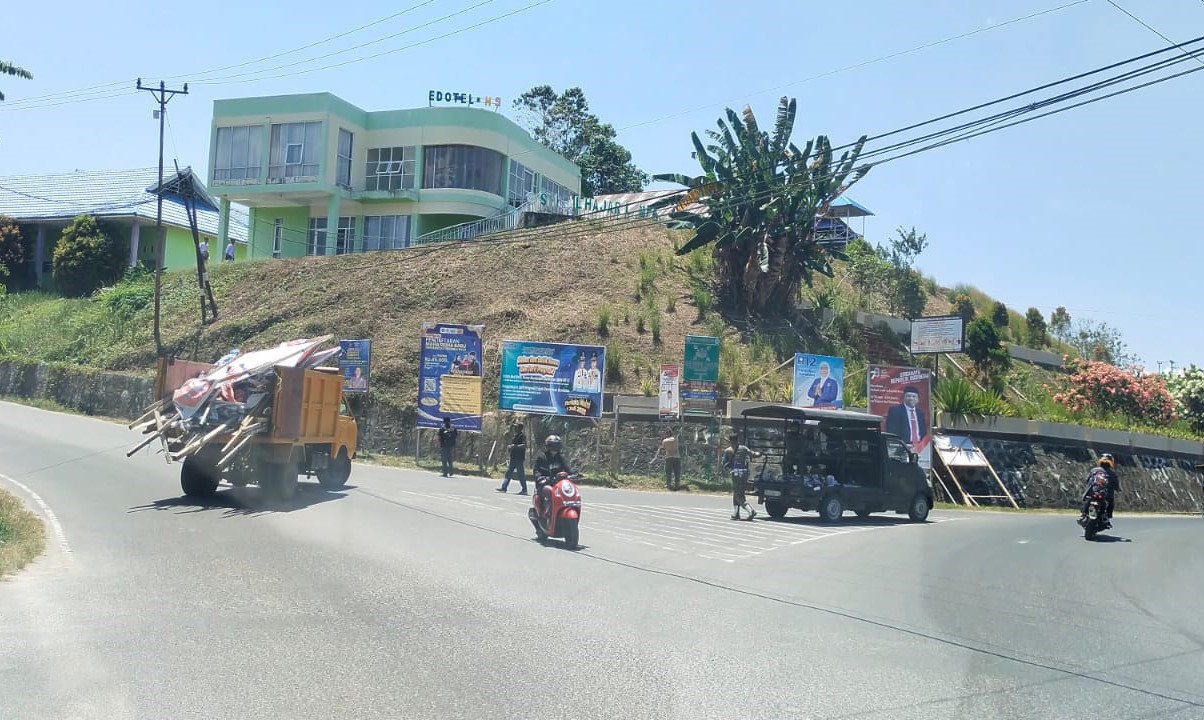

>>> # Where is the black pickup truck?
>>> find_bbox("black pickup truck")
[738,405,933,523]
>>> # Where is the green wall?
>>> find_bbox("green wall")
[247,206,311,259]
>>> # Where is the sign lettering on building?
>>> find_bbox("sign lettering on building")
[428,91,503,110]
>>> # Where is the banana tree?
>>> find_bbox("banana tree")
[653,97,869,316]
[0,61,33,102]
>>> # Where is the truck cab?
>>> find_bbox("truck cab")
[739,404,933,523]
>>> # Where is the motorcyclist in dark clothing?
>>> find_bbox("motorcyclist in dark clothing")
[1080,453,1120,528]
[534,435,572,517]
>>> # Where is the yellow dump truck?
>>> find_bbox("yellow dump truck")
[138,356,358,501]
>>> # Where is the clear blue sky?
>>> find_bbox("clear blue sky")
[3,0,1201,369]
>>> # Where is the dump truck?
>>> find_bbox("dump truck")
[127,337,358,501]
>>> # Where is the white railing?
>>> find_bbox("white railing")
[411,200,531,246]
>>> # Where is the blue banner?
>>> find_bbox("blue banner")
[499,340,605,417]
[418,323,484,431]
[338,339,372,394]
[792,353,844,409]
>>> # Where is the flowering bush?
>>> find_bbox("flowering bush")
[1052,358,1176,425]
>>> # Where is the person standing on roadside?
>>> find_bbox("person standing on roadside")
[660,428,682,491]
[723,432,762,520]
[497,422,528,494]
[438,417,458,477]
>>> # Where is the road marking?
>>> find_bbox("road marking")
[0,472,72,556]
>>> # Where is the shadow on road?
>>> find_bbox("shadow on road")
[764,513,922,528]
[128,483,354,518]
[1089,533,1133,543]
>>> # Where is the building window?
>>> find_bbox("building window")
[268,121,322,182]
[336,129,353,189]
[272,219,283,258]
[307,217,328,256]
[365,146,416,191]
[508,160,537,205]
[539,176,573,208]
[362,215,410,251]
[213,125,262,182]
[422,145,505,196]
[335,216,356,255]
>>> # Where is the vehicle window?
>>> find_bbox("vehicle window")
[886,439,910,464]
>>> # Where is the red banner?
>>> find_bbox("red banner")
[868,365,933,470]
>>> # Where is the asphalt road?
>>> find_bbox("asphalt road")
[1,400,1202,720]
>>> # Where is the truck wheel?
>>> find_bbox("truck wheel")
[907,494,931,522]
[317,449,352,489]
[764,501,789,519]
[180,454,220,498]
[819,495,844,523]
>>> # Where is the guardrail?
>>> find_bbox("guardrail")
[411,201,530,246]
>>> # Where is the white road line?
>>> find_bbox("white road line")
[0,472,71,556]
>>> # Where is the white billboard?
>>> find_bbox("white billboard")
[909,315,965,354]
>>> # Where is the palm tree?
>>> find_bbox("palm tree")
[1,61,33,101]
[653,97,868,316]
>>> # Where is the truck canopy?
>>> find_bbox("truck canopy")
[740,404,883,428]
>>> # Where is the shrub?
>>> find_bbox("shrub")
[0,215,33,291]
[639,378,657,397]
[596,305,611,336]
[52,215,125,298]
[1053,358,1176,425]
[98,278,154,318]
[665,295,676,313]
[605,344,623,383]
[934,376,1017,419]
[636,312,646,334]
[692,286,713,317]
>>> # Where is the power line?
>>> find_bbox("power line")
[1105,0,1204,67]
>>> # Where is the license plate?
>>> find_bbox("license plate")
[764,490,782,497]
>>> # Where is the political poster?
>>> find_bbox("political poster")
[338,339,372,394]
[659,364,680,418]
[792,353,844,409]
[499,340,605,418]
[867,365,933,469]
[417,323,484,431]
[682,335,720,414]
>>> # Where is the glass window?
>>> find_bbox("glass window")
[213,125,262,182]
[887,439,911,464]
[336,129,353,188]
[335,216,356,255]
[508,160,537,205]
[307,217,327,256]
[365,146,416,191]
[362,215,411,251]
[422,145,505,195]
[268,121,322,181]
[539,175,573,208]
[272,219,283,258]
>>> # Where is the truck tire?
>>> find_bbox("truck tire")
[764,501,789,519]
[907,493,931,522]
[317,449,352,489]
[181,454,220,498]
[819,495,844,524]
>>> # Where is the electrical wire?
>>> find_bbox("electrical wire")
[1105,0,1204,67]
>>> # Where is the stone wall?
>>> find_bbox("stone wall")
[0,358,155,419]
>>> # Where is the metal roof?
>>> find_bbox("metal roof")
[0,167,248,242]
[739,404,884,426]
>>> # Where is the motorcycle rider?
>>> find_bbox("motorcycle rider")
[534,434,572,519]
[1080,453,1120,528]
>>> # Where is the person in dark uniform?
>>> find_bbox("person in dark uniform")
[437,417,458,477]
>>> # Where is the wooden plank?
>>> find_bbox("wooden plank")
[273,365,306,441]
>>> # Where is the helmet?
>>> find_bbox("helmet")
[544,435,563,453]
[1098,453,1114,469]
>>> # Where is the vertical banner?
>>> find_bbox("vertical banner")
[338,339,372,394]
[659,364,680,418]
[417,323,484,431]
[792,353,844,409]
[499,340,605,417]
[682,335,720,415]
[868,365,933,469]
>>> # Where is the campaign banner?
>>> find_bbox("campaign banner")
[910,314,965,354]
[499,340,605,417]
[338,339,372,394]
[792,353,844,409]
[682,334,720,414]
[417,323,484,431]
[659,364,680,418]
[867,365,933,470]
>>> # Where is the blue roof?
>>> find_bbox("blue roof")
[0,167,248,242]
[828,196,874,218]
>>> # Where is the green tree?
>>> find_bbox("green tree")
[990,301,1009,329]
[1070,319,1132,366]
[52,215,126,297]
[1049,306,1071,344]
[952,293,976,324]
[891,271,927,320]
[1024,307,1047,348]
[0,215,33,290]
[966,317,1011,380]
[657,96,869,315]
[513,86,646,196]
[1,61,33,101]
[1166,365,1204,434]
[879,226,928,319]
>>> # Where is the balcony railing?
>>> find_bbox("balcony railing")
[411,200,531,246]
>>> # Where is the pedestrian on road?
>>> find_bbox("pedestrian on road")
[438,417,458,477]
[660,428,681,491]
[498,421,528,494]
[723,432,761,521]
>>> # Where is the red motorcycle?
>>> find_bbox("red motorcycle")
[529,471,582,549]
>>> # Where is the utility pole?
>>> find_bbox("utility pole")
[136,78,188,358]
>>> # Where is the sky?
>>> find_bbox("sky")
[2,0,1202,369]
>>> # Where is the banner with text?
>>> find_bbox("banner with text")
[909,315,965,354]
[338,339,372,394]
[659,364,681,418]
[868,365,933,470]
[682,335,720,415]
[499,340,605,417]
[792,353,844,409]
[417,323,484,431]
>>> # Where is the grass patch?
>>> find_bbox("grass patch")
[0,487,46,579]
[596,305,611,337]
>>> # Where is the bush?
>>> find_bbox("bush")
[0,215,33,291]
[98,275,154,318]
[52,215,125,298]
[605,344,623,384]
[692,286,713,317]
[1053,357,1176,425]
[966,317,1010,375]
[596,305,611,336]
[934,376,1017,419]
